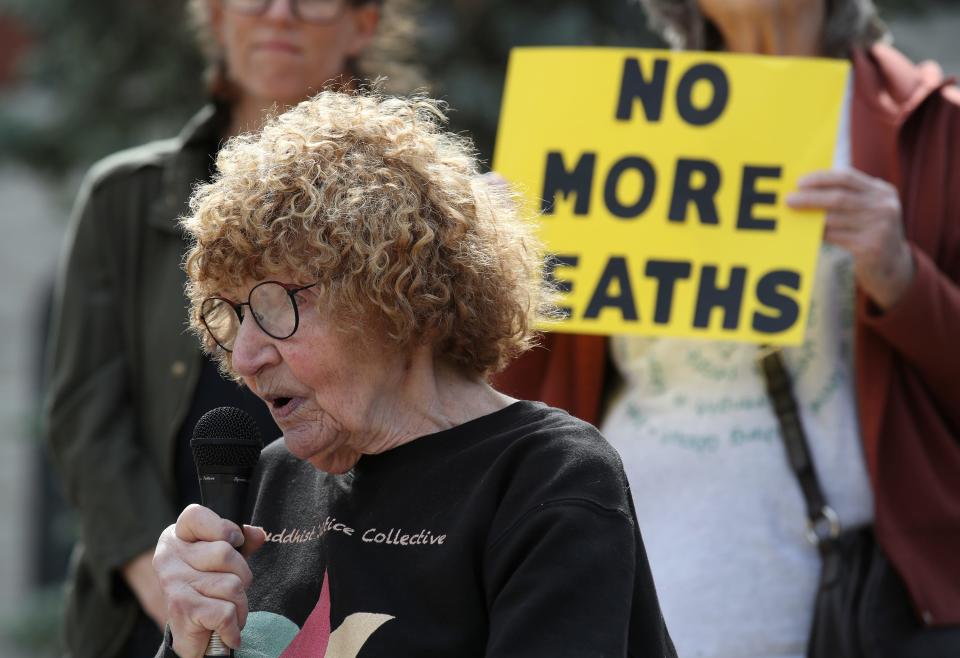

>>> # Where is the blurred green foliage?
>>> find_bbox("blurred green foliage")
[0,0,949,174]
[2,0,661,174]
[3,0,205,173]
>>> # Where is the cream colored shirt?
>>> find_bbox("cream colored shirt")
[601,77,872,658]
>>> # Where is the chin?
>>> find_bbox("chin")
[283,430,357,474]
[255,76,340,107]
[308,452,359,475]
[282,428,320,460]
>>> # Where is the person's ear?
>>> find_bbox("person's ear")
[344,4,381,58]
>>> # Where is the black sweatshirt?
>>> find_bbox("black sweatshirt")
[160,401,676,657]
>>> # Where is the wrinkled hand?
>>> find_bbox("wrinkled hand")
[122,548,168,630]
[787,168,914,309]
[153,504,266,658]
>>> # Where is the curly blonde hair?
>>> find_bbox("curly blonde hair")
[182,91,550,378]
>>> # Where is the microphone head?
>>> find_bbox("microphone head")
[191,406,263,469]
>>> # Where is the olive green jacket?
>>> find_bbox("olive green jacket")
[45,106,225,657]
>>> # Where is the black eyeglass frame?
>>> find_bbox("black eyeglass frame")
[201,281,318,352]
[221,0,349,24]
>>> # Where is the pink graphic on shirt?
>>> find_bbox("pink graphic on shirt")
[279,571,394,658]
[280,572,332,657]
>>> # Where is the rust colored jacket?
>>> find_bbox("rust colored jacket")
[493,44,960,625]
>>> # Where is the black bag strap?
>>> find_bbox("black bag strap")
[759,347,841,546]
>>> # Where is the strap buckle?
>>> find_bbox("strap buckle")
[805,505,841,546]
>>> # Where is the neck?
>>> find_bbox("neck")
[225,74,354,137]
[364,348,513,455]
[708,4,824,57]
[226,95,284,137]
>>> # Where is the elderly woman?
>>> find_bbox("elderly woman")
[46,1,419,655]
[494,1,960,657]
[151,92,677,658]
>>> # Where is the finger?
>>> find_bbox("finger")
[171,624,214,658]
[822,226,858,250]
[155,524,199,588]
[183,539,254,585]
[190,572,250,628]
[797,168,872,191]
[199,601,244,650]
[787,188,862,212]
[823,211,862,231]
[167,585,243,654]
[176,504,245,547]
[240,525,267,558]
[192,598,243,650]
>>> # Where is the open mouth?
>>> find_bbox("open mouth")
[272,397,293,410]
[268,395,302,421]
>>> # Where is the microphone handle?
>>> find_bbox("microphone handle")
[198,471,252,658]
[205,633,232,657]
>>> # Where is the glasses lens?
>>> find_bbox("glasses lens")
[201,298,240,351]
[249,282,298,339]
[295,0,343,22]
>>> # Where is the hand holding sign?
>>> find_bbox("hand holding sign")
[787,168,914,309]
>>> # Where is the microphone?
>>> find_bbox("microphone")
[191,406,263,658]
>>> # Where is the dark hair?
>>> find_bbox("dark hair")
[638,0,889,58]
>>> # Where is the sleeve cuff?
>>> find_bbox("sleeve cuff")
[85,515,177,602]
[860,243,935,335]
[857,243,960,385]
[156,625,178,658]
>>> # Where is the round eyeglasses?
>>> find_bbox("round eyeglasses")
[200,281,317,352]
[222,0,347,23]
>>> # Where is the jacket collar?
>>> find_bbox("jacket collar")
[850,43,950,186]
[147,103,230,235]
[852,43,948,128]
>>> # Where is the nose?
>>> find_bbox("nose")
[230,313,281,378]
[262,0,297,22]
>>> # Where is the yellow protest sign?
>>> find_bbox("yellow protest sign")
[493,48,850,345]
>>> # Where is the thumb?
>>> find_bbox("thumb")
[240,525,267,558]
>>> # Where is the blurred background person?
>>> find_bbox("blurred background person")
[43,1,420,656]
[494,0,960,656]
[153,89,676,658]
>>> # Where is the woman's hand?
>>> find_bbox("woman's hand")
[153,504,266,658]
[787,168,914,310]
